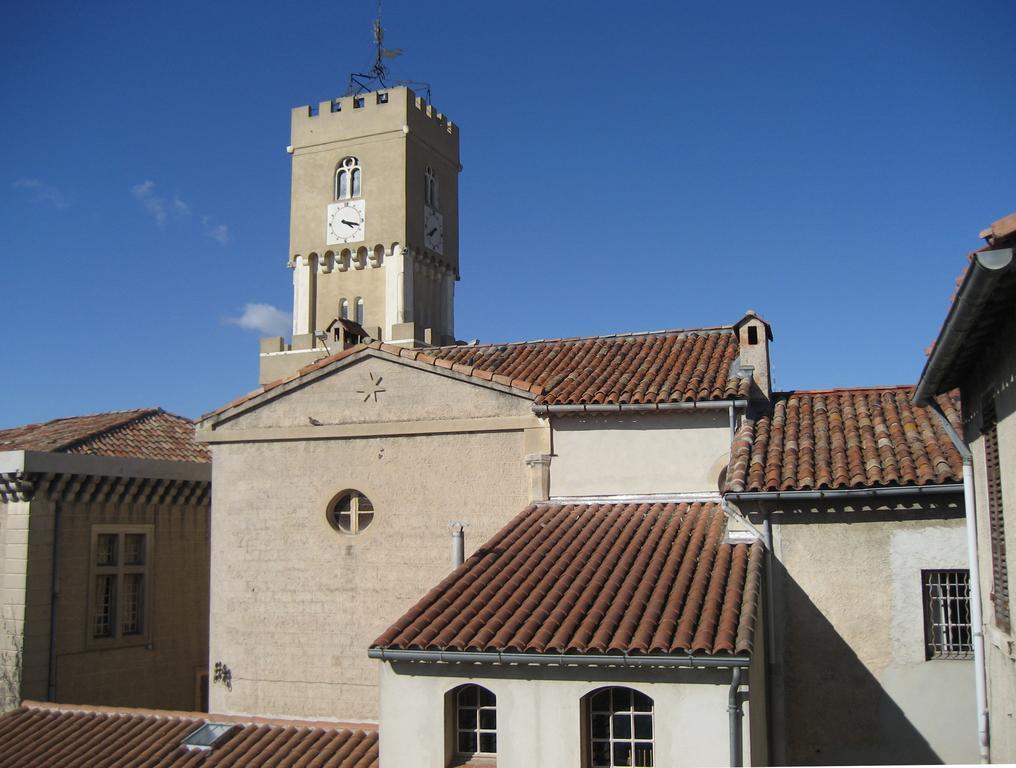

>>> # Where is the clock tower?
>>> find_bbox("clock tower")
[259,86,460,384]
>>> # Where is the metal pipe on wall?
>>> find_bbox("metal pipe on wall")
[450,522,465,568]
[728,666,743,766]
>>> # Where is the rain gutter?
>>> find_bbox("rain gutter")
[729,666,744,767]
[724,484,962,502]
[922,400,990,764]
[913,246,1014,405]
[367,648,749,669]
[531,400,748,416]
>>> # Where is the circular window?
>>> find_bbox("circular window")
[327,490,374,534]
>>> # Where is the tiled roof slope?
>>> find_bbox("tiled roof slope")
[725,386,963,493]
[0,409,209,463]
[429,329,752,405]
[0,702,378,768]
[373,501,763,657]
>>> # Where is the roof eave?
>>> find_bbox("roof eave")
[914,247,1014,404]
[367,647,750,668]
[724,483,963,502]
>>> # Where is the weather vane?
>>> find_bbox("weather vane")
[347,1,431,102]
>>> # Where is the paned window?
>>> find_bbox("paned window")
[425,165,439,208]
[328,490,374,534]
[335,157,362,200]
[89,526,152,643]
[923,569,973,659]
[588,687,654,768]
[983,398,1011,632]
[455,684,496,758]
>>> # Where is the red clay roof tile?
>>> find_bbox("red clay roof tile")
[0,409,209,464]
[725,386,962,493]
[373,501,762,658]
[0,702,378,768]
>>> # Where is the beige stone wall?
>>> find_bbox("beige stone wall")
[0,501,32,710]
[50,497,209,710]
[759,499,976,764]
[549,411,731,497]
[208,429,529,721]
[378,661,755,768]
[960,308,1016,762]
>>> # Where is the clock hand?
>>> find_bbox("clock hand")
[427,227,437,236]
[341,219,358,227]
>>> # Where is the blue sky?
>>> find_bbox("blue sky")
[2,1,1014,428]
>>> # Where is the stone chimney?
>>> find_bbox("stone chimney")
[733,310,773,400]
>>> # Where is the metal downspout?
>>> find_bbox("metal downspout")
[728,666,743,767]
[46,500,60,702]
[928,402,989,763]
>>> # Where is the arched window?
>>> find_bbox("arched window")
[355,297,364,325]
[335,157,361,200]
[424,165,438,208]
[453,684,496,758]
[327,490,374,535]
[587,687,654,768]
[339,299,349,320]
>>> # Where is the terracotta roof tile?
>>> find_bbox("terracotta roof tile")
[0,409,209,463]
[0,703,378,768]
[373,501,762,658]
[724,386,963,493]
[428,328,751,406]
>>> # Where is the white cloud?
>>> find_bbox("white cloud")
[132,181,228,245]
[13,178,70,209]
[132,179,167,225]
[225,303,291,337]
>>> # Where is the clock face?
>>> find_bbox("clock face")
[326,200,366,245]
[423,206,444,254]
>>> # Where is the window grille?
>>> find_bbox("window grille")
[923,569,973,659]
[424,165,438,208]
[589,687,654,768]
[334,157,361,200]
[455,684,496,757]
[983,398,1011,632]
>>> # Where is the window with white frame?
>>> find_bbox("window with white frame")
[455,684,496,758]
[89,525,153,644]
[335,156,362,200]
[923,569,973,659]
[588,687,654,768]
[425,165,439,208]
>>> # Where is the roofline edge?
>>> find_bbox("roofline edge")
[724,483,963,502]
[367,648,750,668]
[533,399,748,415]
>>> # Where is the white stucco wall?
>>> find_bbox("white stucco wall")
[549,411,731,497]
[378,662,753,768]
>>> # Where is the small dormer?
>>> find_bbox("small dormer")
[733,310,773,400]
[326,317,371,351]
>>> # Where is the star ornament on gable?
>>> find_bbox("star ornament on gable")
[356,372,386,402]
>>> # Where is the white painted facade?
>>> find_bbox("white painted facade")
[378,661,762,768]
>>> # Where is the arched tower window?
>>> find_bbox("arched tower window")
[335,157,362,200]
[424,165,438,208]
[339,299,349,320]
[586,687,654,767]
[355,297,364,325]
[452,684,496,759]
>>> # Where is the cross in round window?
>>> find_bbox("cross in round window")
[589,687,654,767]
[328,490,374,534]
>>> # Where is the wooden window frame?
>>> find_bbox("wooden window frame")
[86,524,154,649]
[982,398,1011,633]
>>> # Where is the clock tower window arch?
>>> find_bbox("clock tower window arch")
[355,297,365,325]
[424,165,438,209]
[335,157,362,200]
[339,298,349,320]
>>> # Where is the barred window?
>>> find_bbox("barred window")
[454,684,496,758]
[89,526,152,645]
[983,398,1011,632]
[923,569,973,659]
[588,687,654,768]
[335,157,362,200]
